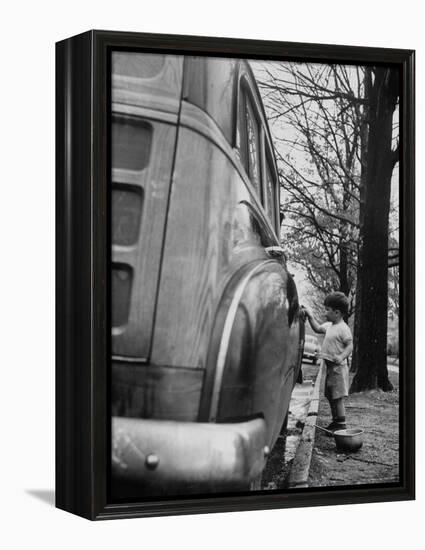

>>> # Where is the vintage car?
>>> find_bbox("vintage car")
[303,334,320,364]
[111,52,305,498]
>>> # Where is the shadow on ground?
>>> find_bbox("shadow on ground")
[26,489,55,507]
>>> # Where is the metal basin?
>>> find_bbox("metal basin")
[333,428,364,452]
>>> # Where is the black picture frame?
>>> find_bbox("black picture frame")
[56,30,415,520]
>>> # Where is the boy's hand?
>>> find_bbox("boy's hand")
[301,305,312,319]
[333,355,343,365]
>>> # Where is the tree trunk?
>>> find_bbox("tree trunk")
[350,67,399,393]
[351,69,370,374]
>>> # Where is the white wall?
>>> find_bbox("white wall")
[0,1,422,548]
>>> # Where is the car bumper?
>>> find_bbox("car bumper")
[112,416,268,489]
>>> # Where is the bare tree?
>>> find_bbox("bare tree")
[255,61,400,391]
[256,62,364,315]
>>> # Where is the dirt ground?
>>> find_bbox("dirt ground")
[308,368,399,486]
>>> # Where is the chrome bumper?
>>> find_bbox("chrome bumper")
[112,416,268,489]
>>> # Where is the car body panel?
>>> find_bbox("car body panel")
[110,52,305,495]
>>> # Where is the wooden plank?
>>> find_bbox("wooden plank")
[288,362,324,488]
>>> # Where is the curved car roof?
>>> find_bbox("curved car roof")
[183,57,278,177]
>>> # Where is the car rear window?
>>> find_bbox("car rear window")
[112,52,165,79]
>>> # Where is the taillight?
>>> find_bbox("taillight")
[112,186,143,246]
[111,264,133,328]
[112,117,152,171]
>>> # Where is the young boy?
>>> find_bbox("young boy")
[303,292,353,432]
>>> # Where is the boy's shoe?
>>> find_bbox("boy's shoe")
[325,421,347,435]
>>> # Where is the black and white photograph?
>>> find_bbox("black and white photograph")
[1,0,423,543]
[110,50,404,500]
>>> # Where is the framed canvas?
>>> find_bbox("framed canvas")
[56,30,415,520]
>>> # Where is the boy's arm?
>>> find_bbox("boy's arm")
[334,342,353,364]
[302,306,326,334]
[334,327,354,363]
